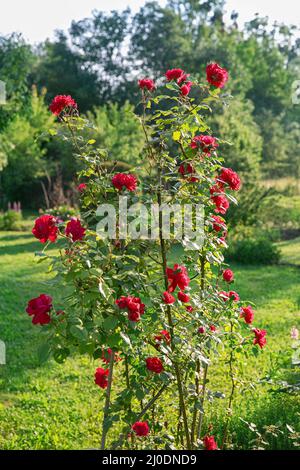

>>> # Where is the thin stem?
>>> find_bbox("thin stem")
[124,355,132,414]
[196,252,209,442]
[222,321,236,449]
[101,350,115,450]
[191,359,200,446]
[113,383,169,449]
[157,164,191,450]
[196,362,208,440]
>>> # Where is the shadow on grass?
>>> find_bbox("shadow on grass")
[0,232,34,242]
[0,232,62,391]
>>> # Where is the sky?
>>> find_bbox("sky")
[0,0,299,44]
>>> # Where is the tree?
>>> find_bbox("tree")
[211,97,262,177]
[0,33,33,133]
[0,87,54,208]
[86,102,145,168]
[32,32,101,112]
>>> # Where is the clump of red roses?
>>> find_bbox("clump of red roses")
[116,295,145,322]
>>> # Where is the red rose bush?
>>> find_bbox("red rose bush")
[25,63,267,450]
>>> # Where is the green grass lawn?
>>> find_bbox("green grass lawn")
[0,230,300,449]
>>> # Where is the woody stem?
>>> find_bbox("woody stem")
[157,164,191,451]
[100,350,115,450]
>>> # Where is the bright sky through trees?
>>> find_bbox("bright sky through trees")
[0,0,299,44]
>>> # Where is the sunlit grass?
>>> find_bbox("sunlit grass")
[0,230,299,449]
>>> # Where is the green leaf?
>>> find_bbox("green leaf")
[98,279,111,299]
[70,325,88,341]
[103,316,119,331]
[53,347,70,364]
[37,342,51,364]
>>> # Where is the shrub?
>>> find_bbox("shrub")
[39,205,78,222]
[26,65,271,451]
[0,210,23,231]
[226,226,281,264]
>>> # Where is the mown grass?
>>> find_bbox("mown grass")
[0,230,299,449]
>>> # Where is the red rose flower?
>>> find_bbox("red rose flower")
[77,183,87,193]
[154,330,171,346]
[26,294,52,325]
[146,357,164,374]
[116,295,145,322]
[222,269,234,283]
[211,194,230,214]
[219,291,229,301]
[178,291,190,303]
[101,348,121,364]
[138,78,155,92]
[180,81,193,96]
[166,264,190,292]
[198,326,206,334]
[203,435,218,450]
[219,168,241,191]
[177,73,190,85]
[162,291,176,304]
[253,328,267,349]
[49,95,77,115]
[65,218,85,242]
[112,173,137,192]
[210,183,224,195]
[165,68,185,82]
[206,62,228,88]
[32,215,58,243]
[211,215,226,233]
[132,421,150,437]
[186,305,194,312]
[178,163,198,182]
[229,290,240,302]
[240,306,254,324]
[209,325,217,332]
[94,367,109,389]
[190,134,218,155]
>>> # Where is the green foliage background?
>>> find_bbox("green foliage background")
[0,0,300,209]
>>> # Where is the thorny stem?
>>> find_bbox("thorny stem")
[101,350,115,450]
[196,252,209,443]
[124,355,132,414]
[141,93,191,450]
[157,164,192,450]
[113,383,169,449]
[222,321,236,449]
